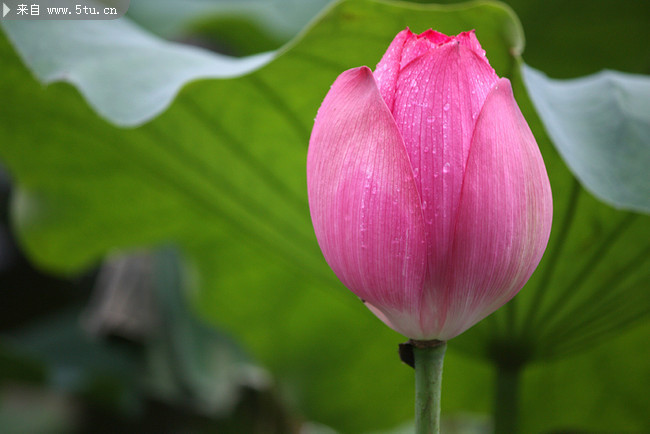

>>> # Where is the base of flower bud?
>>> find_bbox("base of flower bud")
[398,338,445,369]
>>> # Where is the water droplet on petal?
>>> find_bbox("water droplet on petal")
[443,103,450,111]
[443,162,451,173]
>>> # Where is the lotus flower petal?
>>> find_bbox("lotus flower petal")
[388,31,499,299]
[432,79,553,339]
[374,29,411,110]
[307,67,428,336]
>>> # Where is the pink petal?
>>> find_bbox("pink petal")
[429,78,553,340]
[390,39,499,299]
[307,67,428,337]
[452,30,486,56]
[374,29,488,114]
[419,29,453,45]
[399,33,439,70]
[373,29,413,112]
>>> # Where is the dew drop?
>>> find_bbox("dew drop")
[443,103,450,111]
[443,162,451,173]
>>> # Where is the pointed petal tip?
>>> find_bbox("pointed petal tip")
[454,29,486,58]
[418,29,452,45]
[413,28,483,53]
[318,66,377,110]
[336,65,373,84]
[401,27,415,38]
[484,78,516,105]
[494,76,513,92]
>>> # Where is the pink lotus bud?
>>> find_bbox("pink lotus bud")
[307,29,552,340]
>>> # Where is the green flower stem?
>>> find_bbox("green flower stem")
[494,362,521,434]
[413,340,447,434]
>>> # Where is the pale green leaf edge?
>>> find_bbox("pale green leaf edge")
[0,0,524,128]
[0,18,274,127]
[522,64,650,214]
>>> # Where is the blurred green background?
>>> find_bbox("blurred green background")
[1,0,649,433]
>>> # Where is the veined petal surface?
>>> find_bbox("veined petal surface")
[433,78,553,340]
[373,29,411,111]
[390,35,498,297]
[307,67,427,337]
